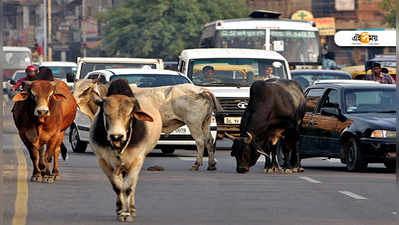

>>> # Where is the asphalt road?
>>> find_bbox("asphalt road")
[2,96,398,225]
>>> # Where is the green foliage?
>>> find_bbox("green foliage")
[381,0,396,27]
[99,0,249,60]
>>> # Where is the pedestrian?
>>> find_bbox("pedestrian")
[322,52,345,70]
[289,63,296,70]
[365,63,394,84]
[11,65,38,91]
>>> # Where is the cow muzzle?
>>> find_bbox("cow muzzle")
[108,133,127,151]
[236,167,249,173]
[34,106,50,120]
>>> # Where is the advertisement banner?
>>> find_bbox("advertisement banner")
[334,30,396,47]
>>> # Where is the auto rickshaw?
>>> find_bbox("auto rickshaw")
[341,55,396,80]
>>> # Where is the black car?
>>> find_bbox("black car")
[291,69,351,90]
[300,82,395,171]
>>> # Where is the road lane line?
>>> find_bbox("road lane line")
[338,191,368,200]
[299,176,322,184]
[177,157,218,162]
[12,136,28,225]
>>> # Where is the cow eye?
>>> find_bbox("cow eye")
[79,88,90,97]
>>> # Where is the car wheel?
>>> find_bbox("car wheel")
[161,148,175,154]
[384,161,396,169]
[345,138,367,172]
[69,124,88,153]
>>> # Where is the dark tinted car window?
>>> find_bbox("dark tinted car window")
[304,88,324,112]
[319,89,339,109]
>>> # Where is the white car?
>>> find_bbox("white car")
[69,68,217,154]
[178,48,290,136]
[40,61,77,87]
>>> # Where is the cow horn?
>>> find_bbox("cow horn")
[224,133,236,140]
[245,132,253,144]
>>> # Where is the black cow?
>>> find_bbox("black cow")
[225,79,306,174]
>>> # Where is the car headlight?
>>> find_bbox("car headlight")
[370,130,396,138]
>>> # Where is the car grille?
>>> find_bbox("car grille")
[217,97,249,112]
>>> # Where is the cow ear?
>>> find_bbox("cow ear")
[12,91,29,102]
[133,111,154,122]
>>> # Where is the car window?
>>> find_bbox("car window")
[344,89,395,113]
[319,89,339,110]
[304,88,324,113]
[110,74,190,87]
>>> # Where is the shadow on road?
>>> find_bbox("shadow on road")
[303,165,395,174]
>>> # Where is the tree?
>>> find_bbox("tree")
[99,0,249,60]
[381,0,396,28]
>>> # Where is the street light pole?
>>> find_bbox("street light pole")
[82,0,87,57]
[47,0,52,61]
[43,0,47,60]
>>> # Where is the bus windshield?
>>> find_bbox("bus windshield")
[188,58,288,87]
[215,29,321,64]
[4,51,31,69]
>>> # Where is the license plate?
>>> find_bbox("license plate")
[224,117,241,124]
[172,127,188,134]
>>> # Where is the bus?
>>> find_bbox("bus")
[199,10,322,69]
[3,46,32,80]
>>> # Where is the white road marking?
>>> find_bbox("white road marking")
[299,176,322,184]
[338,191,368,200]
[177,157,218,162]
[392,211,397,215]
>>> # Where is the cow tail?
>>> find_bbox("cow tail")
[202,90,223,113]
[60,142,68,160]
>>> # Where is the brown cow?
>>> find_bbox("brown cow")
[12,80,77,183]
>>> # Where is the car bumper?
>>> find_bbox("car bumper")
[215,112,243,136]
[359,137,396,162]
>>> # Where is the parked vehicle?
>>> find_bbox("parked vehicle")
[39,61,77,84]
[5,70,26,98]
[178,48,290,136]
[300,82,396,171]
[66,57,164,86]
[2,46,32,80]
[291,69,351,90]
[69,68,217,154]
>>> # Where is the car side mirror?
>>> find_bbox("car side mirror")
[9,80,16,85]
[321,107,346,121]
[66,72,76,83]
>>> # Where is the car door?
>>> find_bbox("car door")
[300,88,325,158]
[311,88,342,157]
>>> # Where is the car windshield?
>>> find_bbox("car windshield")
[292,72,351,89]
[80,63,157,79]
[14,72,26,80]
[110,74,190,87]
[344,89,395,113]
[188,58,288,87]
[47,66,77,79]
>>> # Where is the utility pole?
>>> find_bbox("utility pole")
[82,0,87,57]
[47,0,52,61]
[43,0,47,60]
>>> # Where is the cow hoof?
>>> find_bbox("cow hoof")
[284,169,293,174]
[54,175,60,181]
[292,168,298,173]
[272,168,280,173]
[43,176,55,184]
[31,176,42,182]
[264,168,273,174]
[299,167,305,172]
[207,166,217,171]
[190,165,200,171]
[117,213,133,222]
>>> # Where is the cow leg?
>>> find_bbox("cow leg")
[19,132,42,182]
[42,136,61,183]
[38,145,46,173]
[188,124,206,171]
[204,128,216,170]
[52,133,65,180]
[126,156,146,219]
